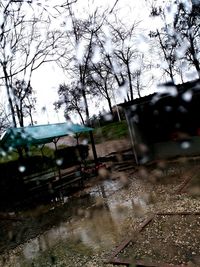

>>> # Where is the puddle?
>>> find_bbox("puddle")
[88,178,123,197]
[0,178,136,266]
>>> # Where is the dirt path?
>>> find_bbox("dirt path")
[88,138,132,159]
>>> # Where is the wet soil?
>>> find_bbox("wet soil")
[0,139,199,267]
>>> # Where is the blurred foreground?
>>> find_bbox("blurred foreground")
[0,138,199,266]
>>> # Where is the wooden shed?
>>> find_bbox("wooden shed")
[120,79,200,164]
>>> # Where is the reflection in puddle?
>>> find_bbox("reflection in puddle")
[1,179,136,266]
[89,179,122,198]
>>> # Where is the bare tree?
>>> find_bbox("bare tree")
[87,62,114,116]
[0,102,11,134]
[94,17,150,101]
[149,1,200,82]
[174,2,200,78]
[54,83,85,125]
[0,0,69,127]
[0,1,24,126]
[57,4,109,162]
[12,79,36,127]
[94,24,126,99]
[109,20,140,100]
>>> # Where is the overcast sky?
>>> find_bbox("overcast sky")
[29,0,157,125]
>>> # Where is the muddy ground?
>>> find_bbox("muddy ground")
[0,138,200,267]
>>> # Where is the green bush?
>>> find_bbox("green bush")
[0,145,54,163]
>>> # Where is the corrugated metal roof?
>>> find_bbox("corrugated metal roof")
[119,79,200,108]
[0,122,93,150]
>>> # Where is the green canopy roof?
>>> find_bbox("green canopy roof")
[0,122,93,150]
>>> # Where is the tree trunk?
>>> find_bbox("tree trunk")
[127,62,134,100]
[29,110,34,126]
[107,96,113,116]
[3,65,17,127]
[81,83,98,164]
[104,82,113,116]
[157,30,174,82]
[189,33,200,78]
[136,72,141,98]
[77,109,85,125]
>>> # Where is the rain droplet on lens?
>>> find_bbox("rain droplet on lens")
[138,167,148,179]
[178,106,187,113]
[121,173,130,187]
[1,150,6,157]
[138,143,148,153]
[165,106,172,112]
[139,156,149,164]
[103,113,113,121]
[81,139,88,145]
[153,110,159,115]
[98,167,110,179]
[18,165,26,173]
[56,158,63,166]
[182,90,192,102]
[181,141,190,149]
[133,115,139,123]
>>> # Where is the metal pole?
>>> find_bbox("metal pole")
[112,88,121,122]
[53,138,62,179]
[81,86,98,165]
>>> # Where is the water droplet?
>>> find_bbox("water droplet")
[182,91,192,102]
[181,141,190,149]
[76,39,87,64]
[138,143,148,153]
[165,106,172,112]
[56,158,63,166]
[118,81,129,99]
[98,167,109,179]
[81,139,88,145]
[131,105,137,111]
[178,106,187,113]
[19,165,26,173]
[92,46,101,64]
[139,156,149,164]
[0,150,6,157]
[103,113,113,121]
[153,110,159,115]
[133,115,139,123]
[157,84,177,97]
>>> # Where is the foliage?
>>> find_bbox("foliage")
[81,120,129,144]
[95,120,128,141]
[0,145,54,163]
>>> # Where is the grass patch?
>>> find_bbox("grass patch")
[0,150,19,163]
[29,145,54,158]
[81,120,129,144]
[0,145,54,163]
[95,120,128,141]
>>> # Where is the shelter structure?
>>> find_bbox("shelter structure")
[0,122,93,150]
[120,79,200,164]
[0,123,94,208]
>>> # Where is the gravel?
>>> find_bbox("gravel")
[0,155,199,267]
[119,215,200,265]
